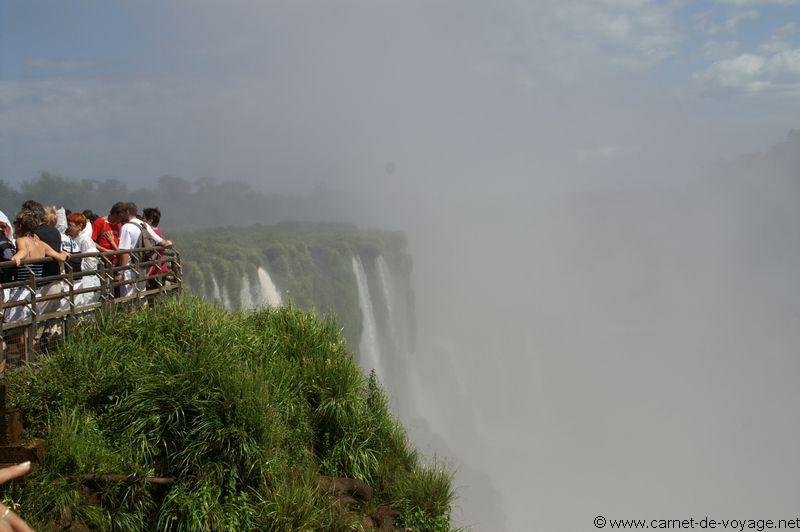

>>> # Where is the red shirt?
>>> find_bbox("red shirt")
[92,217,122,264]
[148,227,169,275]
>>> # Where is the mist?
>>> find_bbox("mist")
[3,1,800,530]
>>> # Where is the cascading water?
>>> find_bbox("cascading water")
[240,273,254,310]
[352,255,383,379]
[376,255,399,351]
[221,287,232,310]
[256,267,282,307]
[210,275,222,302]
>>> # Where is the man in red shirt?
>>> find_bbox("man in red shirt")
[92,202,125,264]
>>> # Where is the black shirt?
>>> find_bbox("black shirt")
[35,224,62,278]
[0,236,14,284]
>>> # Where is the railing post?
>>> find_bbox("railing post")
[100,256,112,311]
[26,266,37,364]
[131,252,141,305]
[65,262,75,342]
[174,252,183,302]
[0,284,5,367]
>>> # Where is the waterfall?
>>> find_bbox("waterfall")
[210,274,232,310]
[376,255,399,350]
[210,275,222,302]
[352,255,382,378]
[240,273,255,310]
[221,286,232,310]
[256,267,282,307]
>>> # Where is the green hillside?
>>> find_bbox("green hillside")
[2,298,454,530]
[175,222,415,353]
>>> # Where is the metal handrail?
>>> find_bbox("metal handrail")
[0,246,183,364]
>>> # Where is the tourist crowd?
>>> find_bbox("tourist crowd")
[0,200,173,325]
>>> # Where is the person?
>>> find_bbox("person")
[82,209,98,224]
[51,207,82,277]
[5,210,70,324]
[0,210,13,240]
[0,222,15,345]
[55,207,68,234]
[66,213,100,307]
[91,202,124,297]
[78,210,95,240]
[0,462,35,531]
[142,207,168,285]
[117,203,172,298]
[21,202,64,329]
[92,202,124,257]
[141,207,163,239]
[0,222,15,284]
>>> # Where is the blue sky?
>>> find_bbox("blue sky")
[1,0,799,189]
[4,1,799,83]
[1,1,186,81]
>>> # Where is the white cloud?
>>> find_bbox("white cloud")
[725,9,759,32]
[695,48,800,93]
[759,22,800,52]
[694,8,758,36]
[700,40,742,60]
[550,0,684,65]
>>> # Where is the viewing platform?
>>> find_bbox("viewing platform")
[1,246,182,364]
[0,247,182,460]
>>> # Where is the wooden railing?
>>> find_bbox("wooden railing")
[0,247,182,364]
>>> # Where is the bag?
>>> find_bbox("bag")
[128,222,161,264]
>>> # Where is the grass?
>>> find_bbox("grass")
[2,297,455,530]
[174,222,414,351]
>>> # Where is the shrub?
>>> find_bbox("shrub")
[2,297,454,530]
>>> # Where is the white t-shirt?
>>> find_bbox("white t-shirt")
[118,218,163,251]
[74,232,99,271]
[60,233,80,253]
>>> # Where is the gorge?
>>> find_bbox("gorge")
[177,222,416,388]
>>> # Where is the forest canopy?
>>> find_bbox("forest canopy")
[0,173,357,231]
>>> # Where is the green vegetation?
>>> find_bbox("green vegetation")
[0,172,357,231]
[175,222,414,351]
[2,297,454,530]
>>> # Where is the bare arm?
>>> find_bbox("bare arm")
[10,238,30,266]
[42,242,69,262]
[144,224,171,248]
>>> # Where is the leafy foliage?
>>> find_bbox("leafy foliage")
[2,297,454,530]
[0,172,358,231]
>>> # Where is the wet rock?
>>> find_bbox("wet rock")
[371,505,401,531]
[317,475,374,501]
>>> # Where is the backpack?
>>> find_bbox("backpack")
[127,222,161,264]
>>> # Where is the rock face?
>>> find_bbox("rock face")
[316,475,374,503]
[315,476,406,530]
[371,506,402,531]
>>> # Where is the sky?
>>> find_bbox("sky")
[1,0,799,192]
[3,2,800,531]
